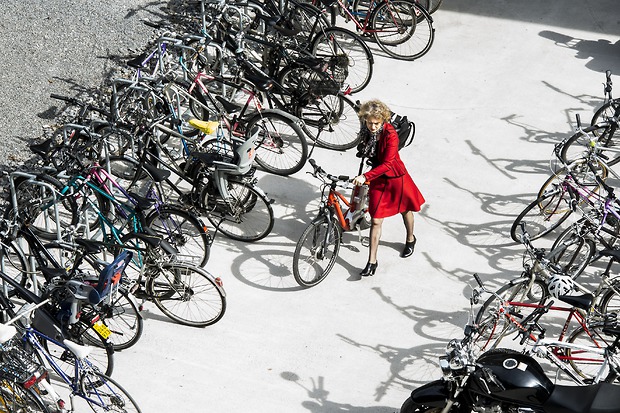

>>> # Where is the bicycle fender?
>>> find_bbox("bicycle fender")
[409,380,451,407]
[249,183,274,204]
[194,266,227,298]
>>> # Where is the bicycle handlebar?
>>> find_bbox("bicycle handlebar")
[308,158,351,183]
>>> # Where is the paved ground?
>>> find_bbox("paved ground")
[1,1,620,412]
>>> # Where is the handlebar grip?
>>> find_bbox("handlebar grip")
[308,158,317,168]
[50,94,74,103]
[473,273,483,288]
[576,114,582,128]
[338,175,350,181]
[142,19,161,29]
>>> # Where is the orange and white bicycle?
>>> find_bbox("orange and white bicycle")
[293,158,370,287]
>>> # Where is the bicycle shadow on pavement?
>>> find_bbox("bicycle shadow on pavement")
[280,371,400,412]
[539,30,620,74]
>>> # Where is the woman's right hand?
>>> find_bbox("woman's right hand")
[352,174,366,186]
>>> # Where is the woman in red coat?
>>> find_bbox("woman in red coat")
[352,100,425,276]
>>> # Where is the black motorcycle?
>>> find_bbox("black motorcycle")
[400,275,620,413]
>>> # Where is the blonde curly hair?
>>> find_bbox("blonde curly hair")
[357,99,391,123]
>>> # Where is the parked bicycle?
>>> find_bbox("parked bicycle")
[292,159,370,287]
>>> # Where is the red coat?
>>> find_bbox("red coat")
[364,123,425,218]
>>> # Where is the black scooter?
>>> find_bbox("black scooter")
[400,275,620,413]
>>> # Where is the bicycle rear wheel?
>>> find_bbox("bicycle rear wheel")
[510,189,573,243]
[370,0,434,61]
[79,370,142,412]
[145,206,211,267]
[9,173,79,240]
[145,262,226,327]
[293,217,341,287]
[303,94,361,151]
[245,112,308,176]
[566,323,615,382]
[310,27,374,94]
[203,181,274,242]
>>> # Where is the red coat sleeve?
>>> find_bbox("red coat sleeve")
[364,123,403,181]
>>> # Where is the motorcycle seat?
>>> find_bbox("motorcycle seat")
[544,382,620,413]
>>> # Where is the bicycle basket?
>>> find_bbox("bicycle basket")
[0,340,47,385]
[323,55,349,88]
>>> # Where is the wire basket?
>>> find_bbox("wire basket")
[0,340,46,385]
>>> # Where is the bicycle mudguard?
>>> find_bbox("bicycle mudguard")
[409,380,451,407]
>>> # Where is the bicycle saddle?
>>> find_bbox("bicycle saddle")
[126,53,148,69]
[29,138,53,157]
[75,238,105,254]
[600,249,620,262]
[142,161,171,183]
[188,119,219,135]
[556,293,594,311]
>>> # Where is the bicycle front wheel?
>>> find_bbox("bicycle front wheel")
[510,189,573,243]
[203,181,274,242]
[293,217,342,287]
[146,262,226,327]
[146,206,211,267]
[473,277,547,351]
[549,224,596,279]
[245,112,308,176]
[560,123,620,166]
[79,370,142,413]
[370,0,434,61]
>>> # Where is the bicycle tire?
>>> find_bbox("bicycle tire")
[598,278,620,314]
[0,378,50,413]
[296,91,361,151]
[566,322,616,382]
[591,98,620,126]
[473,277,547,351]
[310,27,374,94]
[9,173,79,240]
[536,160,608,200]
[145,262,226,327]
[370,0,434,61]
[549,225,596,279]
[79,370,142,413]
[91,290,143,351]
[202,181,274,241]
[560,123,620,166]
[145,206,211,267]
[0,241,29,291]
[244,111,308,176]
[293,217,342,287]
[510,189,573,243]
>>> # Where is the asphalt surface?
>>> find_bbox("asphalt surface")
[1,1,620,412]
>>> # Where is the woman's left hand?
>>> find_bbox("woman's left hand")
[352,174,366,186]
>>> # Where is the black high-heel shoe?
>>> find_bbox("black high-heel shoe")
[401,236,417,258]
[360,261,378,276]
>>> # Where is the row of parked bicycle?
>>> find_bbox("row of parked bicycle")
[0,0,444,410]
[400,70,620,412]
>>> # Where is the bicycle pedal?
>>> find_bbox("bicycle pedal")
[361,236,370,247]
